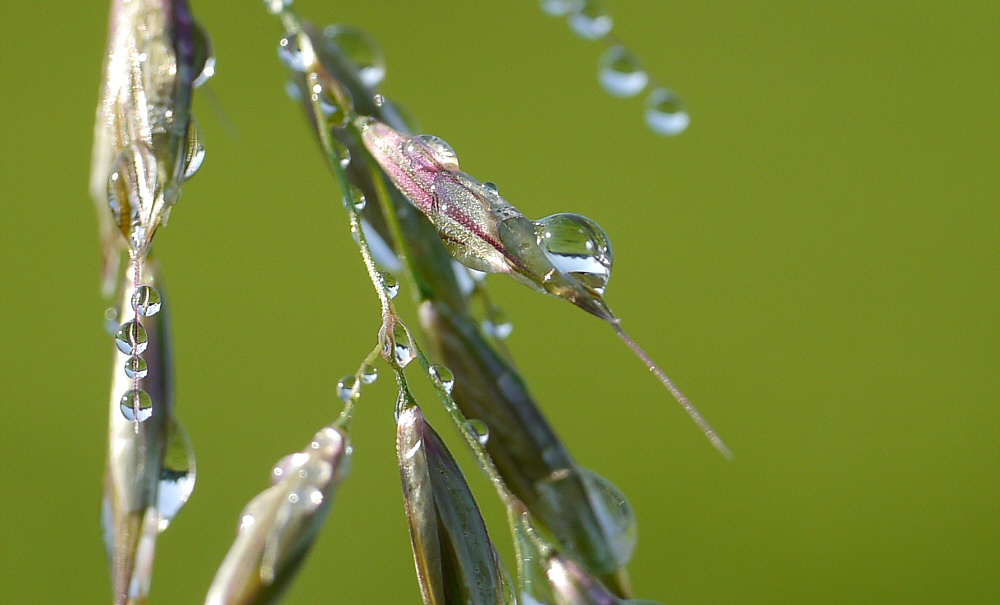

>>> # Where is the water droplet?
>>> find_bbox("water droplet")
[124,356,148,379]
[415,134,459,170]
[190,20,216,88]
[361,363,378,384]
[380,271,399,299]
[466,418,490,445]
[323,25,387,88]
[332,139,351,169]
[316,83,350,127]
[278,33,308,72]
[132,285,162,316]
[577,466,637,566]
[483,181,499,194]
[598,45,648,97]
[429,364,455,394]
[119,389,153,422]
[156,416,196,531]
[181,116,205,180]
[373,94,385,107]
[533,213,613,294]
[540,0,576,17]
[115,320,148,355]
[264,0,292,15]
[337,374,358,402]
[345,184,366,212]
[644,88,690,136]
[285,79,302,102]
[391,323,414,367]
[568,1,612,40]
[107,143,159,254]
[482,308,513,340]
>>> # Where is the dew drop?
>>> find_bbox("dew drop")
[337,374,358,402]
[119,389,153,422]
[429,364,455,394]
[482,307,513,340]
[278,33,308,72]
[533,213,614,294]
[345,184,366,212]
[391,323,414,367]
[132,285,162,316]
[181,116,205,181]
[156,417,196,531]
[190,20,216,88]
[577,466,637,566]
[316,83,350,128]
[415,134,459,170]
[332,139,351,169]
[107,143,158,253]
[285,79,302,102]
[483,181,499,194]
[540,0,575,17]
[568,0,613,40]
[123,356,148,380]
[644,88,690,137]
[380,271,399,299]
[598,44,648,98]
[323,25,387,88]
[466,418,490,445]
[361,363,378,384]
[115,320,148,356]
[264,0,292,15]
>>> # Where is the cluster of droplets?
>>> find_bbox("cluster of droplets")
[115,283,162,422]
[540,0,690,136]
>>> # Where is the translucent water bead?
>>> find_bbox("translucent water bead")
[568,0,613,40]
[598,45,648,98]
[115,320,148,356]
[119,389,153,422]
[132,285,162,316]
[533,213,614,295]
[429,364,455,394]
[577,466,638,566]
[645,88,690,136]
[323,25,386,88]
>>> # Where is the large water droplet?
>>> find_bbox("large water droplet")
[323,25,387,88]
[415,134,459,170]
[466,418,490,445]
[278,33,308,72]
[107,143,159,253]
[132,285,162,316]
[533,213,613,294]
[540,0,575,17]
[380,271,399,299]
[392,323,414,367]
[429,364,455,394]
[598,44,648,97]
[336,375,358,402]
[361,363,378,384]
[181,116,205,181]
[124,356,148,380]
[115,320,148,356]
[119,389,153,422]
[577,466,637,566]
[157,416,196,531]
[644,88,690,136]
[568,1,613,40]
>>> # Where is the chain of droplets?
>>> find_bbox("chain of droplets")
[113,259,161,424]
[541,0,690,136]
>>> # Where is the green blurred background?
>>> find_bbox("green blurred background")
[1,1,997,603]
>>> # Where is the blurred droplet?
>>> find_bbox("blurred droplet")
[190,21,216,88]
[644,87,690,136]
[278,33,308,72]
[361,363,378,384]
[482,307,513,340]
[429,364,455,394]
[285,79,302,102]
[598,44,648,97]
[323,25,387,88]
[392,323,413,367]
[466,418,490,445]
[123,356,148,380]
[264,0,292,15]
[415,134,459,170]
[381,271,399,299]
[540,0,576,17]
[533,213,614,294]
[568,1,612,40]
[132,285,161,317]
[119,389,153,422]
[115,320,148,356]
[181,116,205,181]
[578,466,638,566]
[337,375,358,402]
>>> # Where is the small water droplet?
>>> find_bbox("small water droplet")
[132,285,162,316]
[278,33,308,72]
[119,389,153,422]
[482,307,513,340]
[392,323,413,367]
[644,88,690,136]
[483,181,499,194]
[264,0,292,15]
[337,375,358,402]
[323,25,387,88]
[181,116,206,180]
[333,139,352,169]
[568,0,612,40]
[429,364,455,394]
[380,271,399,299]
[115,320,148,355]
[466,418,490,445]
[533,213,613,294]
[361,363,378,384]
[124,356,148,379]
[415,134,459,170]
[345,184,366,212]
[598,45,648,98]
[540,0,576,17]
